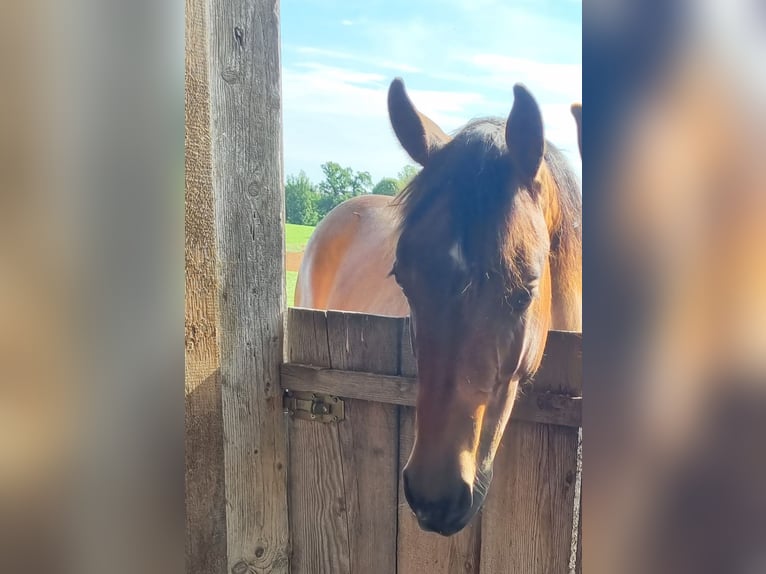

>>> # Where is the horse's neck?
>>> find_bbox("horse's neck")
[540,167,582,332]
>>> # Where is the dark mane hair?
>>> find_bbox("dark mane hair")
[395,117,581,275]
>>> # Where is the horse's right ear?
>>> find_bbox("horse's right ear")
[570,103,582,159]
[388,78,451,166]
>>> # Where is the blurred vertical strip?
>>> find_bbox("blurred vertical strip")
[0,0,78,571]
[584,1,766,573]
[0,0,185,571]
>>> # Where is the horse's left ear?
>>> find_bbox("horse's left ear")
[505,84,545,186]
[570,103,582,159]
[388,78,451,167]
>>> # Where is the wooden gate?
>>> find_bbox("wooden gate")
[283,308,582,573]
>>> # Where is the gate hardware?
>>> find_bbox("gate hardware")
[284,390,345,423]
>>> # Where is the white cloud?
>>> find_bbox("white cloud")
[283,62,486,126]
[282,63,491,180]
[292,62,386,87]
[467,54,582,100]
[291,45,421,74]
[341,19,353,26]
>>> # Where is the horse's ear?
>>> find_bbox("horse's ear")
[388,78,451,166]
[570,103,582,159]
[505,84,544,185]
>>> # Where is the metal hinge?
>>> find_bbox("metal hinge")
[284,390,345,423]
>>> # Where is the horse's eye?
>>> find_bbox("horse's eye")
[509,289,533,312]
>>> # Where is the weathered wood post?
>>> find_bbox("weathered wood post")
[207,0,289,571]
[185,0,226,569]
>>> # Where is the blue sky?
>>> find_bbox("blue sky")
[281,0,582,183]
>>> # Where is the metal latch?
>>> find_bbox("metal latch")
[284,390,345,423]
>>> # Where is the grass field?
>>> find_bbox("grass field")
[285,223,315,253]
[285,223,315,306]
[286,271,299,307]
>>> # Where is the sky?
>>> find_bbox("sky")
[281,0,582,184]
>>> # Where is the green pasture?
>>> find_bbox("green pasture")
[285,223,315,306]
[285,223,315,253]
[286,271,299,307]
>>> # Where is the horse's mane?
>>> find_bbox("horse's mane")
[395,117,581,274]
[542,141,582,272]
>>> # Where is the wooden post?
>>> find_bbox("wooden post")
[207,0,289,571]
[185,0,226,569]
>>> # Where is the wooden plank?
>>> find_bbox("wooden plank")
[573,429,583,574]
[575,484,582,574]
[207,0,289,570]
[281,364,416,405]
[479,421,579,573]
[286,310,352,574]
[327,311,400,574]
[480,330,582,573]
[286,307,331,366]
[397,317,482,573]
[534,330,583,396]
[288,412,352,573]
[285,309,401,574]
[184,0,226,569]
[399,314,418,377]
[280,364,581,427]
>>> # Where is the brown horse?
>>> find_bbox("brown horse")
[295,79,582,535]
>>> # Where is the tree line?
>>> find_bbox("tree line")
[285,162,419,226]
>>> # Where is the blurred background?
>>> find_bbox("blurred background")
[584,0,766,572]
[1,0,765,572]
[0,0,183,572]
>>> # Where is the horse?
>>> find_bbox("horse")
[295,79,582,535]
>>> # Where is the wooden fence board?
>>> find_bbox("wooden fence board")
[479,421,579,573]
[288,416,352,574]
[575,467,582,574]
[208,0,289,570]
[279,364,581,427]
[286,310,401,574]
[184,0,225,569]
[286,310,351,574]
[534,331,583,396]
[286,307,332,366]
[326,311,400,574]
[480,330,582,573]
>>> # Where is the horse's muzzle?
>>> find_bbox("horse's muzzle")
[403,468,476,536]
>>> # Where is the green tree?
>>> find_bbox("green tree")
[372,178,399,196]
[285,171,319,225]
[397,165,419,188]
[316,162,373,216]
